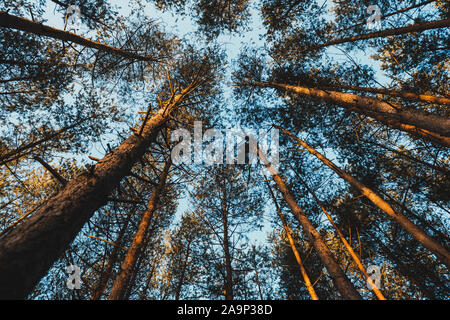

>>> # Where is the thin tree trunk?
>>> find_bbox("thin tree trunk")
[322,84,450,106]
[0,75,43,83]
[361,139,450,175]
[295,175,386,300]
[266,182,319,300]
[253,81,450,146]
[0,119,86,164]
[276,125,450,269]
[222,184,234,301]
[0,58,50,67]
[139,263,157,299]
[90,213,132,300]
[33,156,68,186]
[49,0,109,28]
[123,246,147,300]
[255,144,362,300]
[313,18,450,50]
[0,11,157,62]
[0,85,195,299]
[175,238,192,300]
[333,0,436,35]
[108,159,171,300]
[376,239,437,299]
[254,268,263,300]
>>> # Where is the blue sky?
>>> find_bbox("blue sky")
[36,0,383,244]
[40,0,272,239]
[35,0,438,250]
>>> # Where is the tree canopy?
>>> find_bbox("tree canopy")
[0,0,448,301]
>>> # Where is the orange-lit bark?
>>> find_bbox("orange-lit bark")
[174,238,192,300]
[256,146,362,300]
[266,182,319,300]
[376,239,437,299]
[296,176,386,300]
[323,85,450,106]
[253,81,450,147]
[0,11,157,62]
[0,84,195,300]
[49,0,108,27]
[108,159,171,300]
[276,125,450,269]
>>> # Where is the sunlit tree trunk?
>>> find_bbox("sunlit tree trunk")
[295,175,386,300]
[266,182,319,300]
[253,81,450,147]
[108,159,171,300]
[276,125,450,269]
[321,84,450,106]
[256,145,362,300]
[0,85,195,300]
[0,11,157,62]
[33,156,68,186]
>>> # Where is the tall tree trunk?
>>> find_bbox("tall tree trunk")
[90,213,132,300]
[256,145,362,300]
[254,268,263,300]
[266,182,319,300]
[253,81,450,147]
[175,238,192,300]
[333,0,436,35]
[108,159,171,300]
[0,11,157,62]
[313,18,450,50]
[321,84,450,106]
[0,85,195,300]
[33,156,68,186]
[123,247,147,300]
[276,125,450,269]
[49,0,109,28]
[295,175,386,300]
[222,184,234,300]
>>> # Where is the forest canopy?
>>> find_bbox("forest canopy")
[0,0,449,300]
